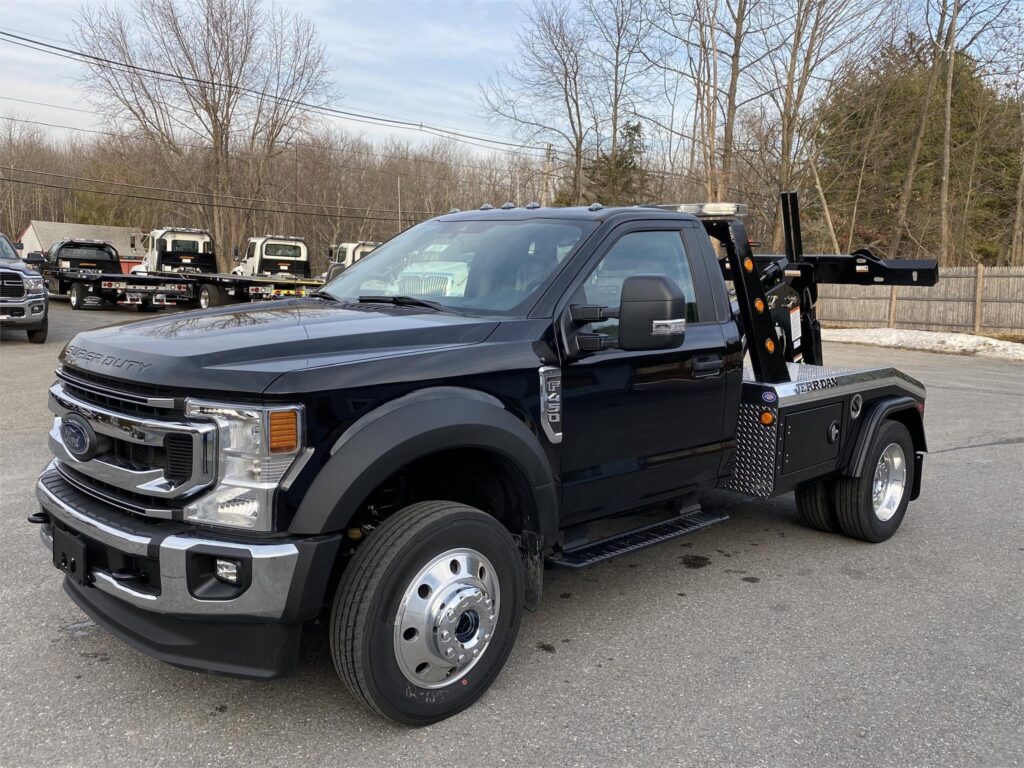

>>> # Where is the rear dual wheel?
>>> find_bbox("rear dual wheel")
[796,420,914,543]
[69,283,86,310]
[330,501,524,725]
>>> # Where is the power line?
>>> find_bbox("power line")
[3,165,440,217]
[0,30,550,158]
[0,95,547,176]
[0,115,544,191]
[0,175,436,223]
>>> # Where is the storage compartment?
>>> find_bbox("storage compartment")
[781,401,843,474]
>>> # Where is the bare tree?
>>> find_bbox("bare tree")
[74,0,331,268]
[482,0,593,204]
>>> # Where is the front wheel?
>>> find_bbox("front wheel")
[834,420,915,543]
[331,501,524,725]
[26,316,48,343]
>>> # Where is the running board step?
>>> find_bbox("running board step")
[547,510,728,569]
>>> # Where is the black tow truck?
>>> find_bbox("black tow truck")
[40,238,190,311]
[30,194,937,725]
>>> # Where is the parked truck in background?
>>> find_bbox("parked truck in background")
[131,227,321,308]
[231,235,311,279]
[323,240,380,281]
[0,232,47,342]
[31,194,937,726]
[40,238,189,312]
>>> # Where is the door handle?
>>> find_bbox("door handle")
[693,355,724,378]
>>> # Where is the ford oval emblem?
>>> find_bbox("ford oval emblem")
[60,414,98,461]
[761,391,777,403]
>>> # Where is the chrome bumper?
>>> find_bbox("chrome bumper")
[36,463,299,619]
[0,293,46,324]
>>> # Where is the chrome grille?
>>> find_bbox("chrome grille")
[48,380,215,517]
[399,274,450,296]
[1,274,24,298]
[56,365,177,416]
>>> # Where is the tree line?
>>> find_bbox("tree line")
[0,0,1021,271]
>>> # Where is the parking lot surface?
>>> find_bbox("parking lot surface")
[1,302,1021,768]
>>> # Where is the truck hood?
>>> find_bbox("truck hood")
[60,299,500,394]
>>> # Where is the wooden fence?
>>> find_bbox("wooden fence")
[815,265,1024,334]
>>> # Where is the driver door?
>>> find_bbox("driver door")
[558,224,729,525]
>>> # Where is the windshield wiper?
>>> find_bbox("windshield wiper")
[308,290,339,301]
[357,295,455,313]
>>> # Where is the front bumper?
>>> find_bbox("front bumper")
[0,294,47,326]
[35,463,341,678]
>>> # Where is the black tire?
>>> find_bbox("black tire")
[69,283,86,310]
[331,501,524,726]
[834,420,915,543]
[795,479,839,533]
[26,316,48,344]
[199,284,223,309]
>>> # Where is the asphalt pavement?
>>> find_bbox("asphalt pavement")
[1,301,1021,768]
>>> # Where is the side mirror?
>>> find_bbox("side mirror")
[130,235,136,249]
[233,245,241,262]
[13,241,23,250]
[23,252,46,267]
[617,275,686,351]
[324,262,346,282]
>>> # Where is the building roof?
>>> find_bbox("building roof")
[18,220,144,257]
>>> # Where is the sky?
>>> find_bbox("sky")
[0,0,527,149]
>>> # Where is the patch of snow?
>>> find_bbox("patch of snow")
[821,328,1024,362]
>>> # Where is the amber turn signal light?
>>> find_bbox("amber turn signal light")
[743,257,754,273]
[268,410,299,453]
[765,338,775,353]
[754,298,765,313]
[759,411,775,426]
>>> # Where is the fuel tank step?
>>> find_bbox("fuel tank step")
[547,509,728,569]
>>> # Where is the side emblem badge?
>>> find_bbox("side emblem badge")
[761,391,777,403]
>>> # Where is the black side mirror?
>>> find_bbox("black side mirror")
[617,275,687,351]
[233,245,241,262]
[324,262,346,282]
[13,241,23,250]
[23,252,46,266]
[130,235,136,249]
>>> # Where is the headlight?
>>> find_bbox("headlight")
[24,276,45,294]
[184,400,304,531]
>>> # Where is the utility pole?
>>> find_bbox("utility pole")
[292,143,299,235]
[397,176,403,232]
[541,144,553,207]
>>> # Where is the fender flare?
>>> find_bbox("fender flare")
[846,395,927,500]
[289,386,559,541]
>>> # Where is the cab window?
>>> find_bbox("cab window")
[576,230,700,337]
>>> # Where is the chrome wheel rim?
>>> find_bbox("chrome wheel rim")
[872,443,907,522]
[394,547,499,689]
[199,290,209,309]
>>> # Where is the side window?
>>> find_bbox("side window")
[246,242,256,261]
[576,230,700,336]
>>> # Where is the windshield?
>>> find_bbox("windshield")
[0,236,17,261]
[265,243,303,259]
[321,219,594,315]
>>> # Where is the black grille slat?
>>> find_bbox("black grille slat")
[164,434,192,482]
[57,366,178,418]
[1,275,25,298]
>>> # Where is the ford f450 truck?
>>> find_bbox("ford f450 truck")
[30,193,937,725]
